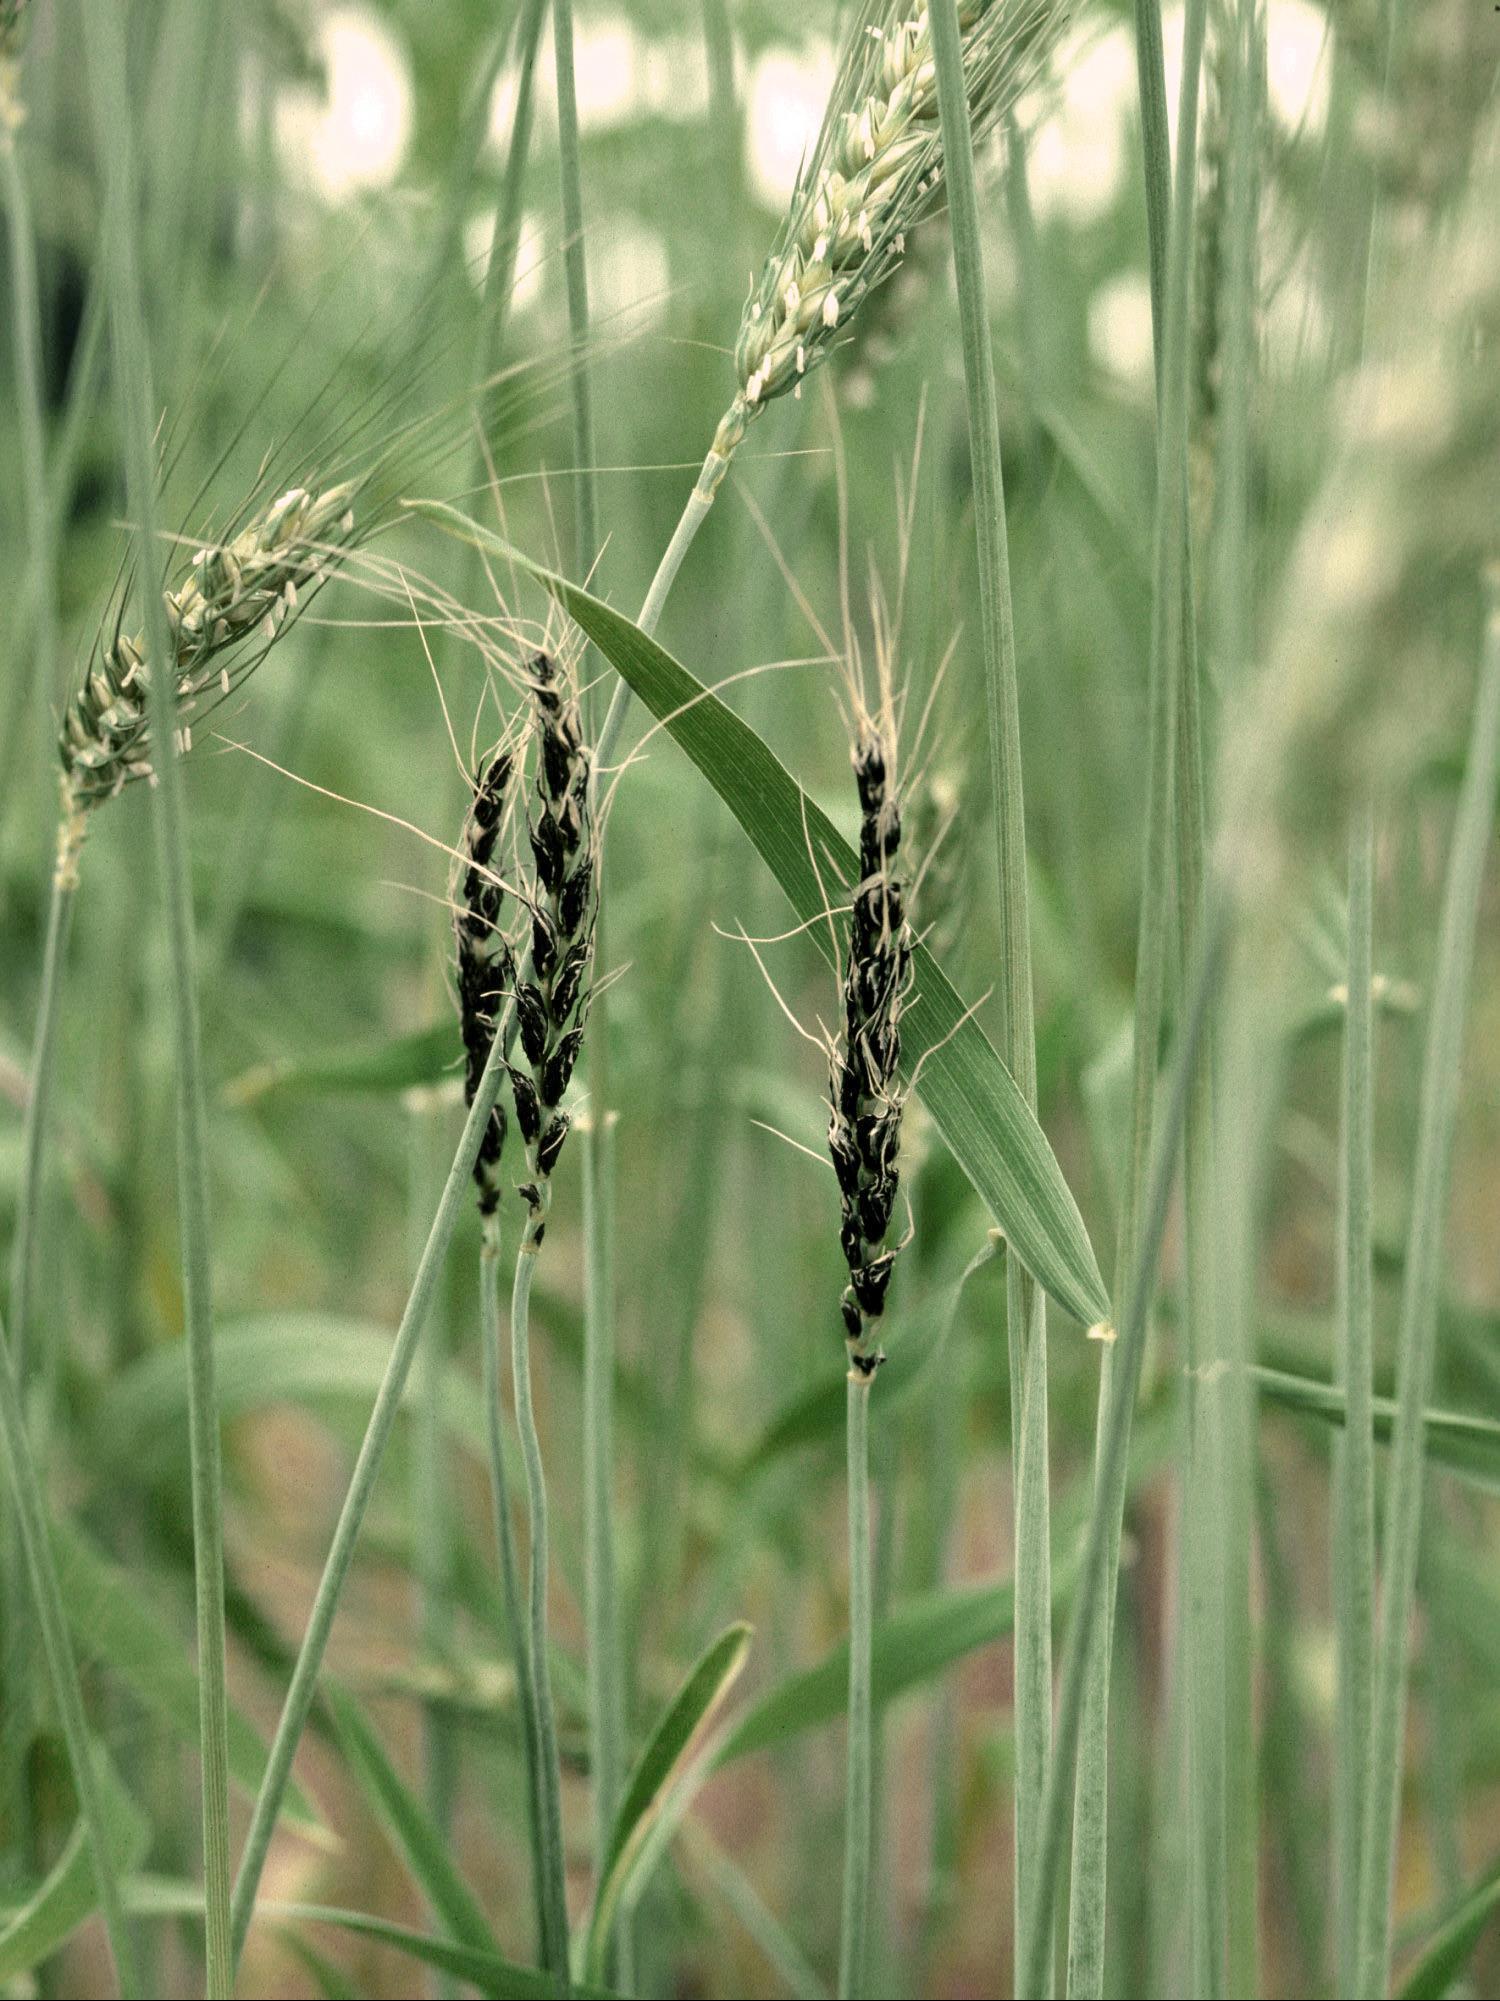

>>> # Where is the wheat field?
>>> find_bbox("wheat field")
[2,2,1499,1997]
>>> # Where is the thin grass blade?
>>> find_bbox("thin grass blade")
[1355,585,1500,1995]
[1334,810,1378,1996]
[585,1623,751,1983]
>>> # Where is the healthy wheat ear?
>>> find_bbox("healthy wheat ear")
[598,0,1061,779]
[710,0,1058,476]
[57,481,356,858]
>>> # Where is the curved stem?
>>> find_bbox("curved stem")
[511,1195,572,1991]
[481,1217,550,1961]
[838,1372,874,2001]
[582,1114,624,1915]
[229,1006,515,1968]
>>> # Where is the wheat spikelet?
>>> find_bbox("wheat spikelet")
[709,0,1060,476]
[829,719,914,1377]
[56,482,356,867]
[455,744,521,1219]
[508,648,598,1230]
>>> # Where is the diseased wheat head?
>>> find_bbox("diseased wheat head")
[829,719,914,1378]
[456,743,522,1227]
[508,649,598,1238]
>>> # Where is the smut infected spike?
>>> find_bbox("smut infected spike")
[507,648,599,1215]
[827,722,913,1376]
[454,744,519,1215]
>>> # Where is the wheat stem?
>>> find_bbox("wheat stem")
[596,448,722,779]
[408,1097,459,2001]
[83,0,235,1985]
[481,1216,551,1962]
[1354,582,1500,1998]
[511,1195,572,1992]
[839,1372,875,2001]
[927,8,1053,1989]
[229,1007,515,1967]
[552,13,626,1960]
[1,119,57,846]
[1333,807,1377,1998]
[1024,908,1226,2000]
[1,863,74,1863]
[1066,1,1208,1986]
[0,87,66,1861]
[582,1109,625,1942]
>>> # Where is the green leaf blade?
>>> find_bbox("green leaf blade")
[323,1687,499,1959]
[586,1622,751,1981]
[0,1753,148,1986]
[1397,1849,1500,2000]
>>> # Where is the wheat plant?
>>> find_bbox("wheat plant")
[6,6,1500,2001]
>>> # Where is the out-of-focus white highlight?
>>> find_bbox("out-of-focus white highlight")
[1025,22,1134,227]
[1265,0,1330,136]
[1089,269,1156,383]
[591,218,671,328]
[488,14,707,147]
[1160,2,1328,150]
[639,36,710,124]
[278,6,414,202]
[744,42,837,211]
[569,13,637,131]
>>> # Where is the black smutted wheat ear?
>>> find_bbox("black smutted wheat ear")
[455,743,518,1219]
[829,721,913,1378]
[509,648,597,1231]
